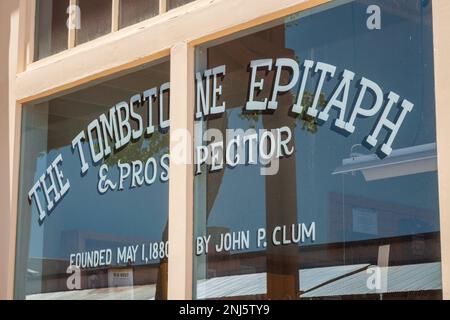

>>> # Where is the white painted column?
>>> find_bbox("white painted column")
[167,41,195,300]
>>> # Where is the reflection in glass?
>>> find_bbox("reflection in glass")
[119,0,159,29]
[15,59,170,300]
[35,0,70,60]
[194,0,441,300]
[76,0,112,45]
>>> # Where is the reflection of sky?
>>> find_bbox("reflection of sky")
[206,108,266,251]
[205,0,439,248]
[28,142,168,261]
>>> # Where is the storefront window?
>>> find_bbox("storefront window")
[193,0,441,300]
[33,0,198,61]
[34,0,70,60]
[119,0,159,29]
[15,59,170,300]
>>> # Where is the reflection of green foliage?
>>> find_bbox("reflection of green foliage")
[294,91,327,134]
[104,131,169,166]
[238,113,260,129]
[237,91,327,134]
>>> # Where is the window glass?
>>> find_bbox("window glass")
[15,59,171,300]
[76,0,112,45]
[167,0,195,11]
[35,0,69,60]
[194,0,441,300]
[119,0,159,29]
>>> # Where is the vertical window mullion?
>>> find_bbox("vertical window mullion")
[167,42,195,300]
[26,0,37,67]
[159,0,167,14]
[112,0,120,32]
[68,0,77,49]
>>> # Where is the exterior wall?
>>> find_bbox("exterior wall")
[433,0,450,301]
[0,0,20,301]
[0,0,449,300]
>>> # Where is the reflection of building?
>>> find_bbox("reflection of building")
[328,193,436,242]
[198,232,441,300]
[26,256,160,300]
[1,0,450,301]
[24,228,166,298]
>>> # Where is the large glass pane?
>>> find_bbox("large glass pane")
[76,0,112,45]
[194,0,441,300]
[119,0,159,29]
[35,0,70,60]
[15,59,171,300]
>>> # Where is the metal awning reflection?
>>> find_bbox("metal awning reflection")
[332,143,437,181]
[196,262,441,299]
[301,262,441,298]
[26,262,441,300]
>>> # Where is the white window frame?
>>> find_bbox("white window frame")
[2,0,450,300]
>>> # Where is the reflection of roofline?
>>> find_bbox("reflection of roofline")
[203,231,439,267]
[26,262,442,300]
[301,262,442,299]
[196,262,441,299]
[300,264,370,294]
[26,260,161,281]
[29,256,68,262]
[27,284,156,300]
